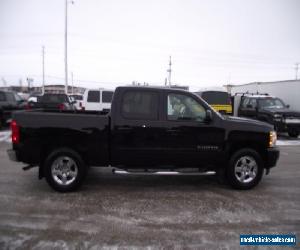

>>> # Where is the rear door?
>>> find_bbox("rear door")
[111,89,164,166]
[238,97,257,118]
[101,91,114,111]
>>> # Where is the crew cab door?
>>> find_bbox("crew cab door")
[111,89,164,167]
[161,92,225,167]
[238,97,257,118]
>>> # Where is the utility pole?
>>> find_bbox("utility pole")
[167,56,172,87]
[42,46,45,94]
[295,63,299,80]
[71,72,74,94]
[64,0,68,94]
[64,0,74,94]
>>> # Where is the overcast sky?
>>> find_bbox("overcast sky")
[0,0,299,91]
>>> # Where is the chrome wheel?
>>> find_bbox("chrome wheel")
[51,156,78,186]
[234,156,258,184]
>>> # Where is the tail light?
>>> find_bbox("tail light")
[25,103,31,110]
[58,103,65,110]
[11,120,20,144]
[79,102,85,110]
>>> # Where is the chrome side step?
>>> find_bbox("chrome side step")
[112,169,216,176]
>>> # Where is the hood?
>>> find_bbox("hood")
[225,116,273,132]
[261,108,300,117]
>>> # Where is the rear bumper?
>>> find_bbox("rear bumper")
[266,147,280,168]
[7,149,18,162]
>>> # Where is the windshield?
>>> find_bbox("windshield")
[258,98,285,109]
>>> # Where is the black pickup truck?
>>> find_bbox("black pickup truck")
[7,86,279,192]
[237,94,300,138]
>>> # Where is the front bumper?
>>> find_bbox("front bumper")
[275,120,300,132]
[266,147,280,168]
[7,149,18,162]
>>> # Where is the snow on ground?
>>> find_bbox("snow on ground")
[0,131,11,143]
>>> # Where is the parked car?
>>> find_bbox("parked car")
[235,93,300,138]
[7,86,279,192]
[27,92,43,104]
[81,89,114,111]
[29,93,76,111]
[69,94,83,110]
[194,90,232,115]
[0,90,27,129]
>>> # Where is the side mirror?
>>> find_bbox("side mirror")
[205,110,213,122]
[286,104,290,108]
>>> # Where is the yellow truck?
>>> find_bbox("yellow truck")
[194,90,232,115]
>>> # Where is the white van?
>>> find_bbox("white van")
[81,89,114,111]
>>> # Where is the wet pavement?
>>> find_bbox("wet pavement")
[0,141,299,249]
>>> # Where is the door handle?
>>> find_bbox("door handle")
[118,126,132,131]
[167,129,179,133]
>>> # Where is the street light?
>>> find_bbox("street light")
[65,0,74,94]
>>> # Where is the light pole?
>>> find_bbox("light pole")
[65,0,74,94]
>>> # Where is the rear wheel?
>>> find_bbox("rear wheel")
[227,148,264,190]
[44,148,87,192]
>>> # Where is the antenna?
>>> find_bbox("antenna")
[295,63,299,80]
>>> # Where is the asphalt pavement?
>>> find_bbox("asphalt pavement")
[0,137,299,249]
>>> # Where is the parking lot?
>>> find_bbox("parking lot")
[0,130,299,249]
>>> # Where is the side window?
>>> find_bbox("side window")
[241,97,249,108]
[167,93,206,121]
[0,92,6,101]
[249,98,257,108]
[87,91,100,103]
[121,91,158,120]
[102,91,114,103]
[6,93,15,102]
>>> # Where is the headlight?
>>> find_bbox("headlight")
[269,131,277,147]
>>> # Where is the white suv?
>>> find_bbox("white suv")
[81,89,114,111]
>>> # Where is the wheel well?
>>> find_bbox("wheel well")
[228,141,267,166]
[39,144,88,179]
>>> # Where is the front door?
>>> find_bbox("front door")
[161,92,225,167]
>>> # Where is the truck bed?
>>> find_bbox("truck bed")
[12,110,110,166]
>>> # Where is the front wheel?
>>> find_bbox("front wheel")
[227,148,264,190]
[43,148,87,192]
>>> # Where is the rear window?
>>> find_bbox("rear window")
[0,92,6,101]
[102,91,114,103]
[5,92,15,102]
[199,91,230,105]
[87,91,100,103]
[71,95,83,101]
[41,94,68,103]
[121,90,158,120]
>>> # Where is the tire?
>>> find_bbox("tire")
[288,130,299,138]
[43,148,87,192]
[226,148,264,190]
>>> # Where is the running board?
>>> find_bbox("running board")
[112,169,216,176]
